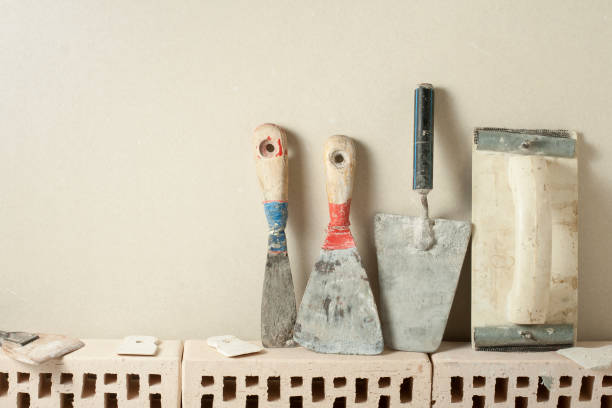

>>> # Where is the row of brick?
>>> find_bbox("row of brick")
[0,340,610,407]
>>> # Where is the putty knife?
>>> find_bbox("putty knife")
[374,83,471,352]
[294,135,383,355]
[0,330,84,365]
[254,123,297,348]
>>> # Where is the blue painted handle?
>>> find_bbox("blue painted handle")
[264,201,288,252]
[413,84,434,191]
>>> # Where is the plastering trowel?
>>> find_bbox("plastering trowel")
[471,128,578,351]
[374,83,471,352]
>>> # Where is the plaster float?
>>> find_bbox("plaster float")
[253,123,297,348]
[471,128,579,351]
[374,83,471,352]
[294,135,383,355]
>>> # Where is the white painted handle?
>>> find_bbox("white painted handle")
[506,155,552,324]
[324,135,356,204]
[254,124,288,202]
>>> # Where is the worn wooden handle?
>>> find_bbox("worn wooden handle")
[506,155,552,324]
[254,123,288,202]
[324,135,356,205]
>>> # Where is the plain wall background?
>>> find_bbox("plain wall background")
[1,1,611,341]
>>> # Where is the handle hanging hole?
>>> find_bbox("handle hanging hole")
[259,140,276,158]
[330,151,346,168]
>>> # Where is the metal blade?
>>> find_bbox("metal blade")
[0,331,39,346]
[374,213,471,352]
[294,248,383,355]
[261,252,297,347]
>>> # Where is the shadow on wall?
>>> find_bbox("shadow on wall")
[576,133,612,340]
[284,127,310,300]
[350,138,380,305]
[435,87,473,342]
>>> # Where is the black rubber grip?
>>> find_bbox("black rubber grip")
[413,84,434,191]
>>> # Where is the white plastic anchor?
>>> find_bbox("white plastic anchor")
[117,335,159,356]
[207,335,263,357]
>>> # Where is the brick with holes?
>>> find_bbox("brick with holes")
[432,342,612,408]
[182,340,431,407]
[0,339,181,408]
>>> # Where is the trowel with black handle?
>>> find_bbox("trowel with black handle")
[253,123,297,347]
[374,83,471,352]
[294,135,383,355]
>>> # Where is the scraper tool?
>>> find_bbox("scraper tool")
[294,135,383,355]
[0,330,84,365]
[254,123,297,348]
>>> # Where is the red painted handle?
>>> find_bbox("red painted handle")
[322,135,357,250]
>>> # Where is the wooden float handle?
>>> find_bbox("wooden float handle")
[506,155,552,324]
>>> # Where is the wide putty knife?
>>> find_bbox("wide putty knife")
[374,83,471,352]
[294,135,383,355]
[254,123,297,348]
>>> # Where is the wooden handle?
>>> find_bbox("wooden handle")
[506,155,552,324]
[254,123,288,202]
[324,135,356,205]
[322,135,356,250]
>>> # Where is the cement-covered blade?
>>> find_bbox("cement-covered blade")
[294,248,383,355]
[261,252,297,347]
[374,214,471,352]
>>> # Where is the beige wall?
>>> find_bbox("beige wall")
[1,1,611,341]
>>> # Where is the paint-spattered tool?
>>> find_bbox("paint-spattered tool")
[374,83,471,352]
[471,128,578,351]
[254,123,297,348]
[294,135,383,355]
[0,330,84,365]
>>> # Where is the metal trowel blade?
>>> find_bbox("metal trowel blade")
[293,247,383,355]
[374,213,471,352]
[261,252,297,347]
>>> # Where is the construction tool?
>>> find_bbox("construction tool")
[374,83,471,352]
[0,330,84,365]
[472,128,578,351]
[294,135,383,355]
[254,123,297,348]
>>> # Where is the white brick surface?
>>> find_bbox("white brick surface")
[182,340,431,408]
[432,342,612,408]
[0,339,182,408]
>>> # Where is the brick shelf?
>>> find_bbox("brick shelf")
[182,340,431,408]
[432,342,612,408]
[0,339,182,408]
